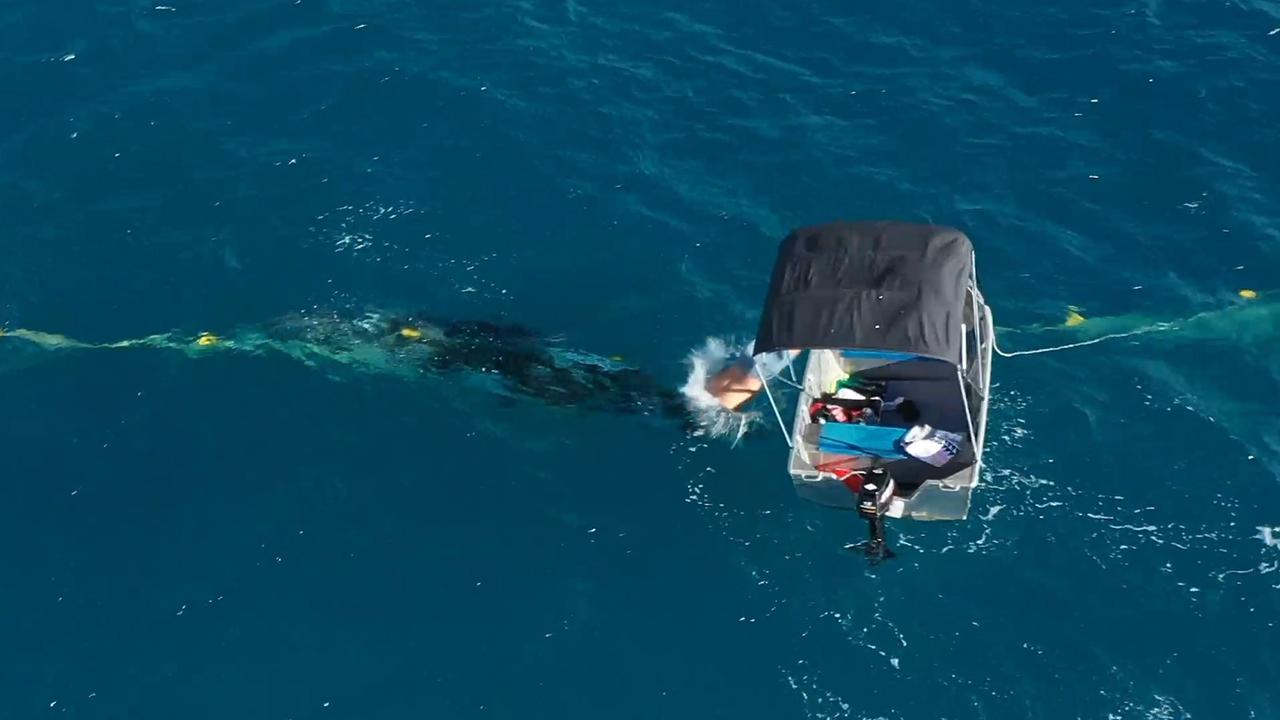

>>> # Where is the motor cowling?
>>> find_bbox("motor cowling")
[857,469,896,520]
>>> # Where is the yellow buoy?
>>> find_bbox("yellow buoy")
[195,332,221,347]
[1239,288,1258,300]
[398,326,424,340]
[1064,307,1087,327]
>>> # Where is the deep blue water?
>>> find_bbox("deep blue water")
[3,1,1280,718]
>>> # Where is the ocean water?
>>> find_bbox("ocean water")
[2,0,1279,718]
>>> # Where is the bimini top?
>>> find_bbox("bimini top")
[753,221,974,363]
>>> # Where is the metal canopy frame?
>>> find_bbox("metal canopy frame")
[758,262,989,468]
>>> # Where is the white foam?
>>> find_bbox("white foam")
[779,663,857,720]
[1257,526,1280,548]
[679,336,758,444]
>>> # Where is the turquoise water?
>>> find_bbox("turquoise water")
[3,1,1279,718]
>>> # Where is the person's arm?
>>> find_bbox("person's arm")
[705,356,764,410]
[704,349,800,410]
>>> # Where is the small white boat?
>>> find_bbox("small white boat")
[749,221,994,557]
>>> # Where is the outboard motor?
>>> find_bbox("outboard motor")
[856,468,896,561]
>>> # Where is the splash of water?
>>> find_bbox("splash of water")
[679,336,759,444]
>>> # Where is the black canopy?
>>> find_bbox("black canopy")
[753,221,974,363]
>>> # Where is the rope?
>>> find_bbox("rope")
[992,322,1174,358]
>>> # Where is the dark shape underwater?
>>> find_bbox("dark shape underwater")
[258,311,691,421]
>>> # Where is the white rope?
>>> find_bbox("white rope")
[992,322,1174,358]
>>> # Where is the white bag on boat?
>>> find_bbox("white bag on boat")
[902,424,965,467]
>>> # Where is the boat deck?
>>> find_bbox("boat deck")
[786,350,977,496]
